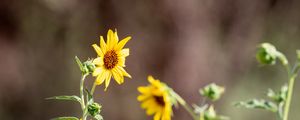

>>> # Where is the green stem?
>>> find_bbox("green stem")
[91,81,97,95]
[80,74,88,120]
[171,90,198,120]
[283,63,300,120]
[283,75,296,120]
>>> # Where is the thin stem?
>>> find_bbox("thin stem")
[80,74,87,120]
[283,76,295,120]
[283,64,291,78]
[283,62,300,120]
[171,90,198,120]
[91,81,97,95]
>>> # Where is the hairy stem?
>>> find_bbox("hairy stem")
[283,76,296,120]
[91,81,97,95]
[80,74,88,120]
[283,63,299,120]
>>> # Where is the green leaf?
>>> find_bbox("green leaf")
[267,85,288,103]
[46,95,81,103]
[75,56,84,71]
[235,99,278,112]
[51,116,79,120]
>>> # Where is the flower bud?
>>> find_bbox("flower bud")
[203,106,217,120]
[88,102,101,117]
[200,83,225,101]
[82,59,96,74]
[256,43,279,65]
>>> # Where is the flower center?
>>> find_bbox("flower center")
[103,50,118,69]
[154,96,165,106]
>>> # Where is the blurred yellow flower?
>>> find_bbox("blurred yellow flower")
[92,29,131,90]
[137,76,173,120]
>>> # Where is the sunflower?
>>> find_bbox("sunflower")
[137,76,173,120]
[92,29,131,90]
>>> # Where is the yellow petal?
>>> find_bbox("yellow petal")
[146,107,157,115]
[100,36,107,53]
[114,30,119,42]
[92,44,103,56]
[117,66,131,78]
[148,75,155,83]
[138,86,150,93]
[141,99,153,109]
[154,112,162,120]
[137,94,150,101]
[115,36,131,50]
[104,72,112,91]
[116,69,125,83]
[93,57,103,66]
[107,29,117,49]
[95,70,106,85]
[119,48,129,57]
[112,69,123,84]
[117,57,126,67]
[114,66,124,78]
[92,68,103,76]
[162,112,171,120]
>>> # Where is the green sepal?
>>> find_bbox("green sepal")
[50,116,79,120]
[75,56,84,72]
[94,114,103,120]
[75,56,95,75]
[46,95,81,103]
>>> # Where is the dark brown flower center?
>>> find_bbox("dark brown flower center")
[154,96,165,106]
[103,50,118,69]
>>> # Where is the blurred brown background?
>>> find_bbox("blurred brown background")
[0,0,300,119]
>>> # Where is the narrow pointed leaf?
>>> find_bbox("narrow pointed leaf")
[46,95,81,103]
[235,99,278,112]
[51,116,79,120]
[75,56,83,71]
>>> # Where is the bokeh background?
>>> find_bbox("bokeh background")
[1,0,300,119]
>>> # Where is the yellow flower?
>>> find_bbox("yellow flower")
[92,29,131,90]
[137,76,173,120]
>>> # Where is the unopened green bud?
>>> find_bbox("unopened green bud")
[256,43,279,65]
[200,83,225,101]
[82,59,96,74]
[204,106,217,120]
[88,102,101,117]
[200,106,229,120]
